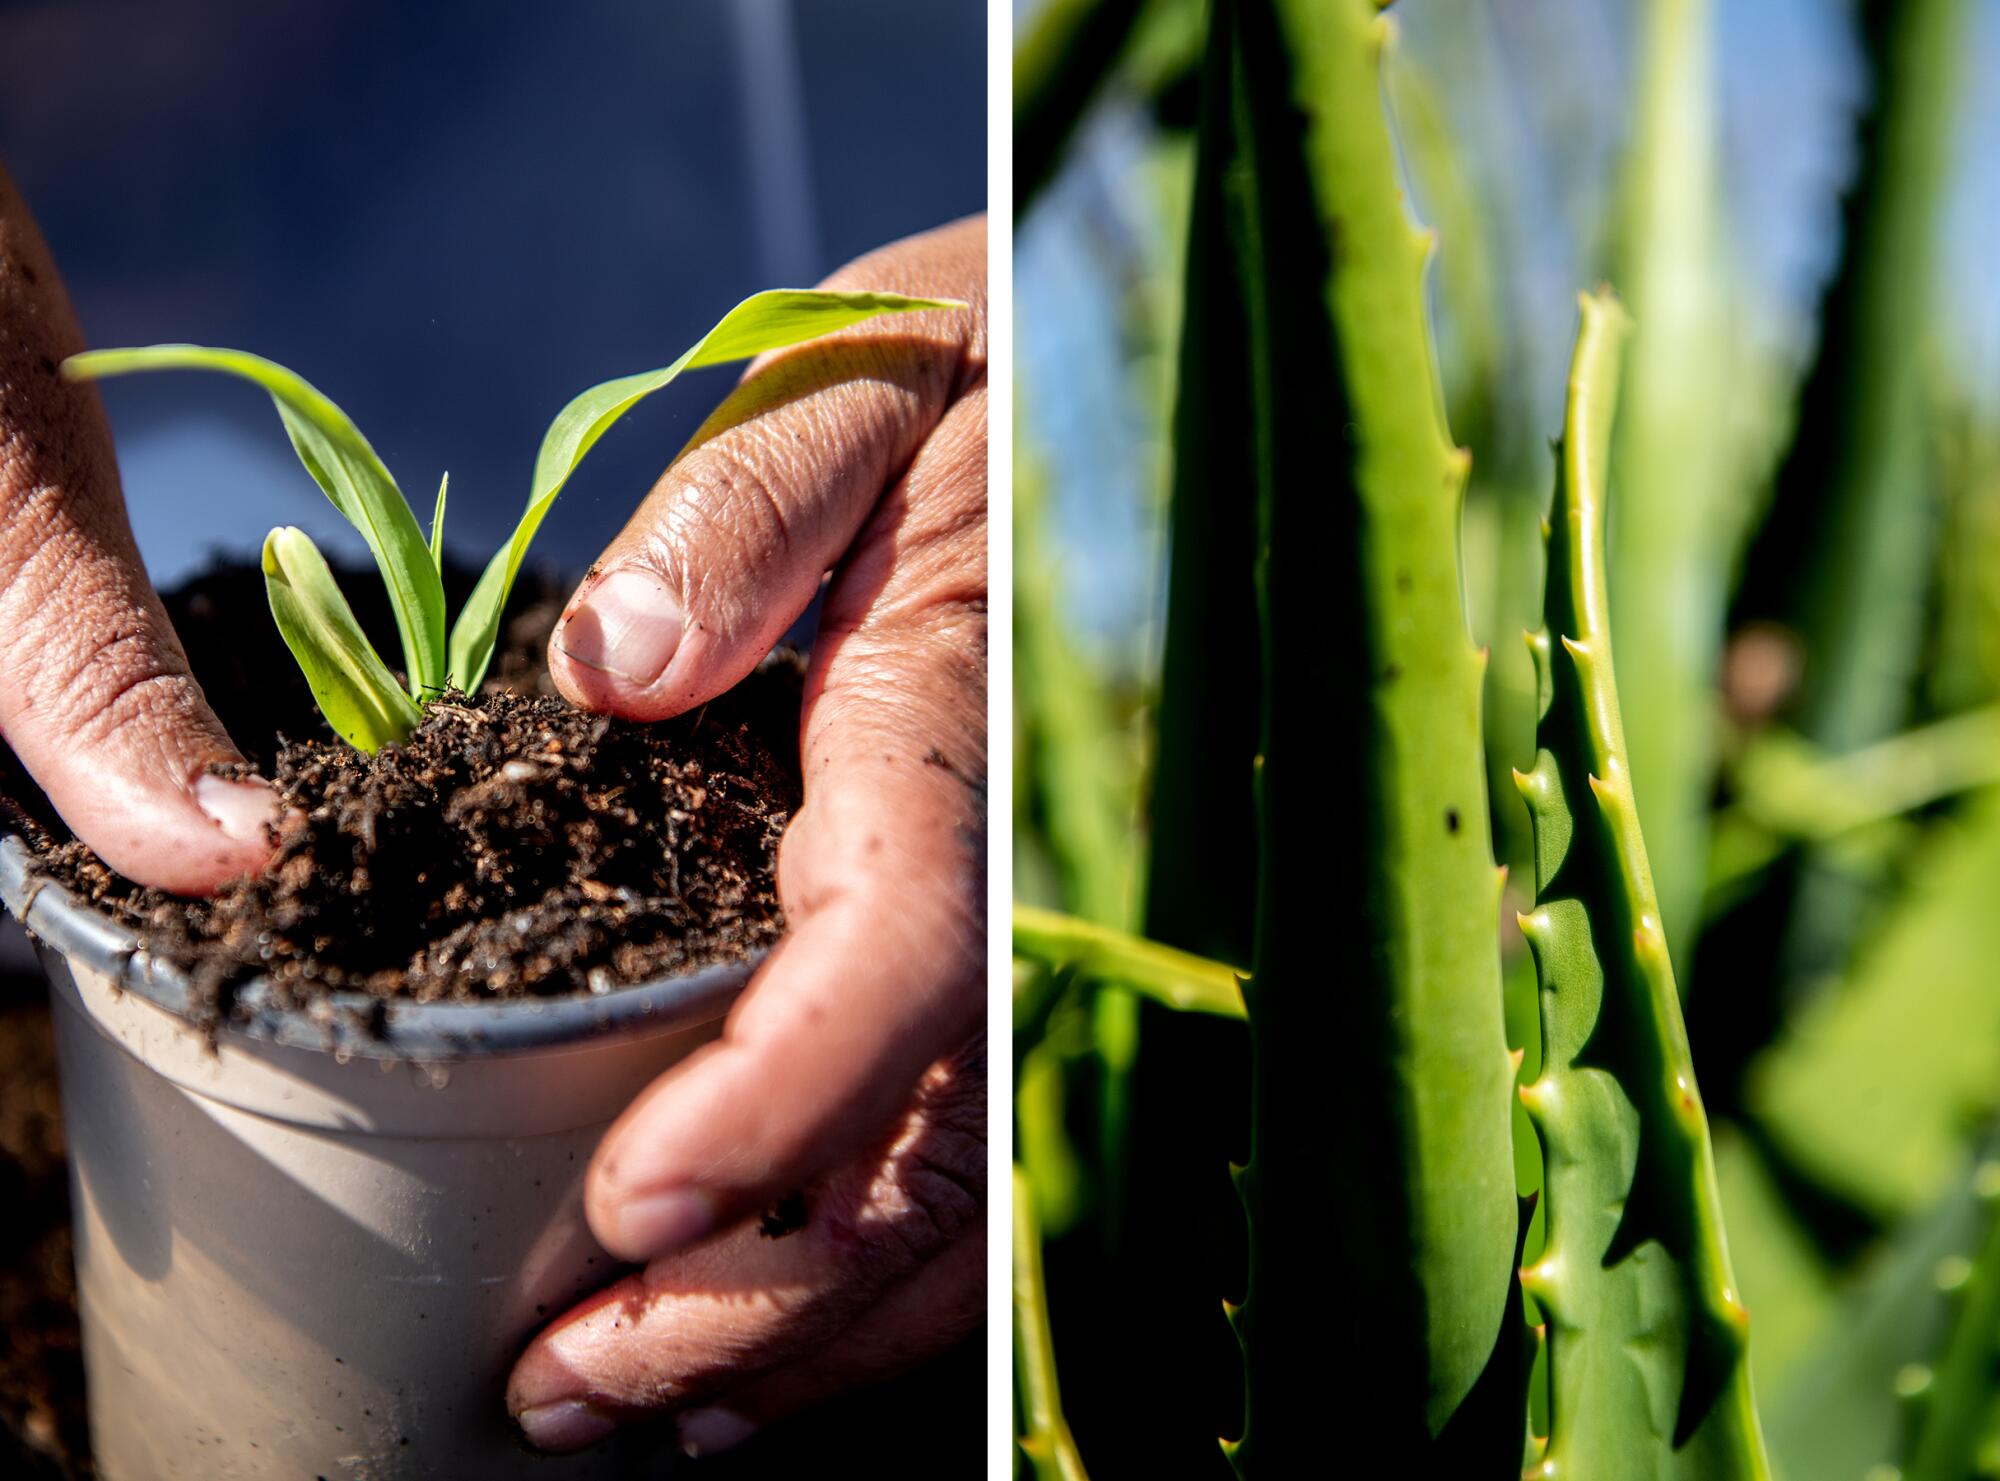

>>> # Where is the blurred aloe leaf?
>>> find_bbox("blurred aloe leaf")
[65,343,448,700]
[1749,791,2000,1223]
[1013,905,1243,1018]
[1014,427,1146,1240]
[261,525,423,753]
[1897,1159,2000,1481]
[1608,0,1794,972]
[1760,0,1969,757]
[1713,1127,1835,1405]
[1732,0,1972,1028]
[1767,1143,2000,1481]
[1014,1164,1092,1480]
[1014,0,1147,218]
[447,288,960,693]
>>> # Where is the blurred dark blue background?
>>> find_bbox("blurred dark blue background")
[0,0,983,591]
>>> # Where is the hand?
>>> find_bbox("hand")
[0,164,282,894]
[506,217,988,1456]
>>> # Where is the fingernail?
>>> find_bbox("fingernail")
[558,568,683,686]
[679,1406,756,1458]
[610,1187,716,1260]
[516,1399,619,1453]
[193,774,280,845]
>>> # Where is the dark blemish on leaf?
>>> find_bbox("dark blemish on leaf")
[1395,570,1413,593]
[1383,663,1401,681]
[1446,808,1461,835]
[759,1190,808,1239]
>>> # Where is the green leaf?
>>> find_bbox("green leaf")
[1011,904,1243,1018]
[430,471,449,580]
[262,526,422,753]
[1013,1163,1092,1480]
[65,345,447,701]
[1203,0,1522,1467]
[1515,290,1769,1475]
[445,287,963,692]
[1749,789,2000,1222]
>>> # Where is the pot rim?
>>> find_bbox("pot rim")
[0,833,757,1061]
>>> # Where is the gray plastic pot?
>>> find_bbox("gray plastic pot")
[0,833,753,1479]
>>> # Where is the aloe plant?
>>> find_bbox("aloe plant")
[1008,0,2000,1474]
[64,290,955,751]
[1514,290,1767,1475]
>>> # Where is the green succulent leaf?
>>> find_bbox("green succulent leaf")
[430,471,449,580]
[1185,0,1522,1469]
[445,287,964,692]
[1515,290,1768,1475]
[261,525,422,754]
[64,345,447,701]
[1011,904,1244,1018]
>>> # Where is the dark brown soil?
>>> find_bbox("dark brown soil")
[0,564,979,1480]
[4,562,801,1022]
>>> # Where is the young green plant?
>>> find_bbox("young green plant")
[64,289,958,751]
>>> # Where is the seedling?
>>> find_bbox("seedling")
[64,289,958,751]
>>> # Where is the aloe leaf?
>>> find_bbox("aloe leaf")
[1012,905,1243,1019]
[430,472,449,580]
[1015,427,1146,1240]
[1515,291,1768,1475]
[1747,790,2000,1223]
[1735,0,1972,1023]
[446,288,962,692]
[262,526,422,753]
[1013,1164,1091,1481]
[1711,1127,1834,1409]
[1895,1161,2000,1481]
[1206,0,1519,1468]
[1142,0,1259,974]
[1765,1144,2000,1481]
[64,345,447,701]
[1608,0,1782,972]
[1012,0,1146,219]
[1761,0,1968,757]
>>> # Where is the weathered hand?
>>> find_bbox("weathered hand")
[507,217,988,1456]
[0,164,282,894]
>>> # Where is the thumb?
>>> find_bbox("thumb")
[548,216,985,721]
[0,165,280,895]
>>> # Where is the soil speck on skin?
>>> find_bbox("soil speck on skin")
[4,562,802,1027]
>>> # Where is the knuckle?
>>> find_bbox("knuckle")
[0,538,202,759]
[637,452,799,627]
[807,1041,986,1274]
[53,638,199,754]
